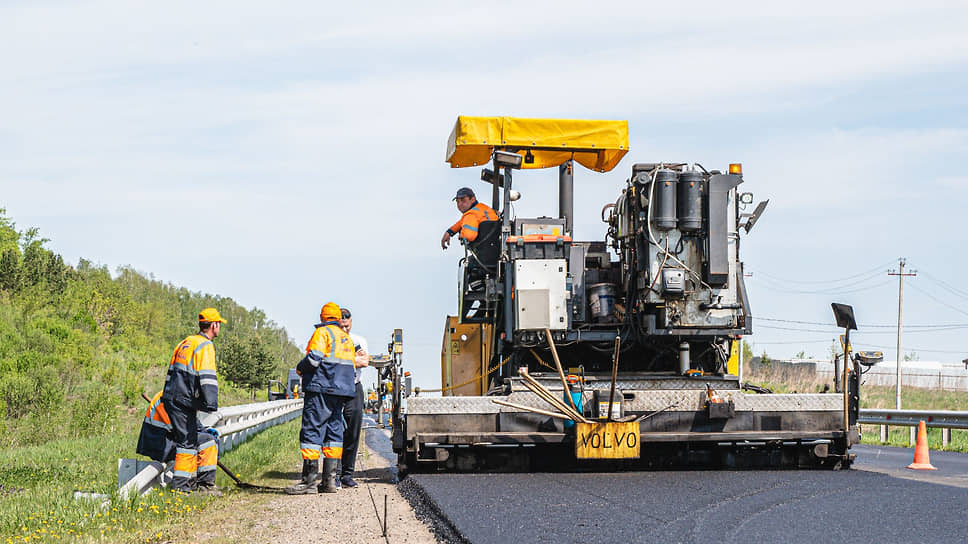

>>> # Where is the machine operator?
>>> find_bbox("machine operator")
[440,187,497,250]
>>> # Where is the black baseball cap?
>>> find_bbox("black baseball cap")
[453,187,475,200]
[341,308,352,319]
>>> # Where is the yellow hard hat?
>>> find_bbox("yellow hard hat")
[198,307,227,323]
[320,302,341,322]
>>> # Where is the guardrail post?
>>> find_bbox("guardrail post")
[942,428,950,448]
[909,426,916,447]
[880,424,887,443]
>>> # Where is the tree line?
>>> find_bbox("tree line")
[0,209,301,448]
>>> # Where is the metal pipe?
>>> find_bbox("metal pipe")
[631,402,679,423]
[521,379,583,422]
[843,328,850,431]
[607,336,620,421]
[492,399,574,420]
[559,160,574,235]
[492,155,501,211]
[503,168,514,342]
[519,369,586,422]
[545,328,581,414]
[519,370,585,422]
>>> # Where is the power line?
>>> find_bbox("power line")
[907,282,968,319]
[747,338,966,354]
[752,339,834,345]
[756,269,886,293]
[751,279,893,296]
[755,316,968,329]
[756,323,968,335]
[753,260,896,285]
[918,270,968,300]
[856,343,967,355]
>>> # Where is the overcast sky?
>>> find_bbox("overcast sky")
[3,1,968,387]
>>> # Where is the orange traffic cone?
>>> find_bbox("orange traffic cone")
[906,420,937,470]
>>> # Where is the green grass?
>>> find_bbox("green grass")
[745,366,968,453]
[0,392,301,544]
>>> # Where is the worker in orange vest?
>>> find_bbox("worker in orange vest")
[440,187,498,249]
[286,302,357,494]
[160,307,225,495]
[136,391,219,493]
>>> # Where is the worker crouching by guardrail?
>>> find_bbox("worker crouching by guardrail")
[136,391,221,495]
[286,302,357,495]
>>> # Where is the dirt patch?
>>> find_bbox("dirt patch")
[171,428,439,544]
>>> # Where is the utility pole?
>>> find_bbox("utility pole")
[887,258,916,409]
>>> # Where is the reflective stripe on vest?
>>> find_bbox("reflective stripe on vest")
[472,203,495,221]
[144,392,172,430]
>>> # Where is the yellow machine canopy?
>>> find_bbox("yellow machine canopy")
[446,116,629,172]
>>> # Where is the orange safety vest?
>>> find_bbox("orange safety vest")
[448,201,498,243]
[162,333,218,411]
[136,391,174,462]
[299,322,356,397]
[144,391,171,428]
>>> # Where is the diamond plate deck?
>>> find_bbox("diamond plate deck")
[407,391,843,415]
[408,396,502,415]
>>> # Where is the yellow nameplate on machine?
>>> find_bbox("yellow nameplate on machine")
[575,422,641,459]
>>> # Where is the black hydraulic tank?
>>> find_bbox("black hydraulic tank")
[677,170,703,232]
[652,169,677,230]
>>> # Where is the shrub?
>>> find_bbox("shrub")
[0,372,34,418]
[120,369,143,405]
[33,365,66,415]
[71,385,118,438]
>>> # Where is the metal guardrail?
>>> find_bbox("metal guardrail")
[858,409,968,430]
[119,398,303,499]
[215,399,303,454]
[858,408,967,448]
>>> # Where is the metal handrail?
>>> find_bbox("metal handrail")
[858,408,968,430]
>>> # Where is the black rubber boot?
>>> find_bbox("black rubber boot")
[285,459,319,495]
[320,458,339,493]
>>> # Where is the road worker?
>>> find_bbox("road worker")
[136,391,220,494]
[160,307,226,494]
[337,307,369,488]
[440,187,498,250]
[286,302,357,494]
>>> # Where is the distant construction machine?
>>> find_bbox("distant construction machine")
[391,116,869,473]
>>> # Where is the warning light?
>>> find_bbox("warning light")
[728,163,742,174]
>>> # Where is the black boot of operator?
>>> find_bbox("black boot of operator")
[319,458,339,493]
[285,459,319,495]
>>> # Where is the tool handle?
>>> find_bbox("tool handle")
[217,460,245,485]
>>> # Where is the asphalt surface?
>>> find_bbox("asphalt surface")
[853,444,968,487]
[402,445,968,544]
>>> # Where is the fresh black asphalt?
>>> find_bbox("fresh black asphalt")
[400,444,968,544]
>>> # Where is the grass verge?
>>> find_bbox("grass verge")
[745,366,968,453]
[0,401,302,543]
